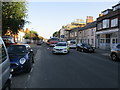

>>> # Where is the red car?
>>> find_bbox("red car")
[49,38,59,47]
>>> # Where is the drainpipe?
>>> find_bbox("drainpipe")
[118,19,120,44]
[118,16,120,90]
[76,27,79,44]
[0,1,2,36]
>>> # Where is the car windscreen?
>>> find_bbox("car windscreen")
[70,41,76,44]
[50,38,59,41]
[117,44,120,49]
[85,44,91,48]
[56,43,66,46]
[7,45,27,53]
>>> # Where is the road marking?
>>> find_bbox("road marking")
[31,68,33,73]
[33,64,35,67]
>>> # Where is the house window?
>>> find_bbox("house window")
[91,39,94,46]
[97,23,102,30]
[91,29,94,36]
[103,19,109,28]
[88,39,89,44]
[75,32,77,36]
[111,18,118,27]
[113,5,120,11]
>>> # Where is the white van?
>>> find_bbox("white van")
[0,36,11,90]
[67,40,77,49]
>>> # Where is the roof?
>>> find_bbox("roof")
[78,21,96,31]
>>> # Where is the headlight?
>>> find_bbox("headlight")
[53,48,56,51]
[63,48,67,50]
[20,58,26,64]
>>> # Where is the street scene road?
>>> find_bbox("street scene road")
[11,43,118,88]
[1,1,120,90]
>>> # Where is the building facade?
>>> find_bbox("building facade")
[78,21,96,47]
[59,27,66,41]
[96,2,120,50]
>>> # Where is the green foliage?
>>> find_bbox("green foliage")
[2,2,28,35]
[23,30,41,40]
[53,31,59,37]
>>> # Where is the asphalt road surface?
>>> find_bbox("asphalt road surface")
[11,43,119,88]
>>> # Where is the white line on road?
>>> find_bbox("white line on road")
[31,68,33,73]
[24,75,31,88]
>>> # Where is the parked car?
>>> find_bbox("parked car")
[52,42,69,54]
[0,36,12,90]
[76,43,95,53]
[67,40,76,49]
[2,36,15,47]
[37,41,42,45]
[47,37,59,47]
[7,44,34,73]
[110,43,120,61]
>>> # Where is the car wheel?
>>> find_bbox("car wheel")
[111,53,118,61]
[25,61,32,73]
[67,50,69,53]
[3,79,11,90]
[4,86,10,90]
[32,57,34,63]
[76,48,79,51]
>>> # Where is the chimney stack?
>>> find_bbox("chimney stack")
[86,16,94,24]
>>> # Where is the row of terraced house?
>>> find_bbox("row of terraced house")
[57,2,120,50]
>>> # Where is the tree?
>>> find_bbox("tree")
[53,31,59,37]
[24,30,40,40]
[2,2,28,35]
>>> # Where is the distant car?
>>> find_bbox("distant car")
[37,41,42,45]
[110,43,120,61]
[67,40,76,49]
[49,37,59,47]
[49,41,58,47]
[7,44,34,73]
[0,36,12,90]
[76,43,95,53]
[2,36,15,47]
[52,42,69,54]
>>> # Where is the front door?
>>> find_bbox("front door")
[111,38,117,49]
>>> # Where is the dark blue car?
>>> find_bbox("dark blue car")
[7,44,34,73]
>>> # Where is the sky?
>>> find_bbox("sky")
[24,1,118,39]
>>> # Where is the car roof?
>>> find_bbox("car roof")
[8,43,30,47]
[58,42,66,43]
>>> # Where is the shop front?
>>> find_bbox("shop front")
[96,28,118,50]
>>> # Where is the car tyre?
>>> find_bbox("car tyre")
[111,53,118,61]
[3,79,11,90]
[25,61,32,73]
[32,57,34,63]
[76,48,79,51]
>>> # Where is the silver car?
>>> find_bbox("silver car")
[0,36,12,90]
[110,43,120,61]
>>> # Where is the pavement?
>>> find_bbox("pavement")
[95,48,110,57]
